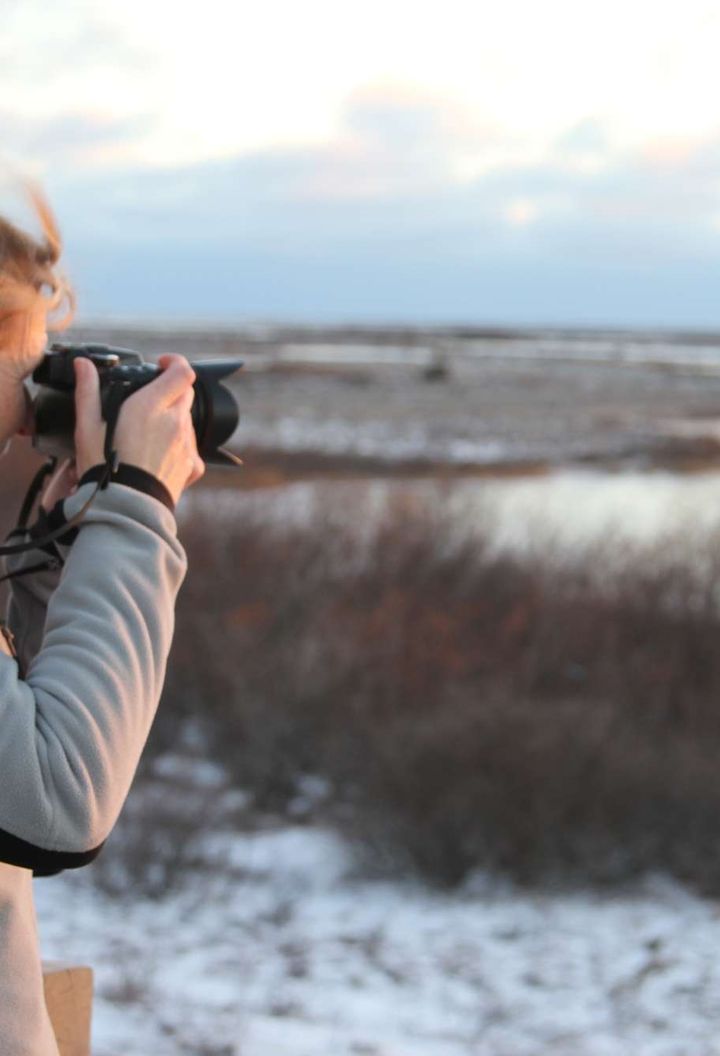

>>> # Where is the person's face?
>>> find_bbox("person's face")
[0,302,48,384]
[0,302,47,449]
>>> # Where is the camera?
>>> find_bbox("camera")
[30,342,243,466]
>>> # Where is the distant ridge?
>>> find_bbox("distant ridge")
[67,319,720,346]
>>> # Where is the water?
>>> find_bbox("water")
[179,467,720,567]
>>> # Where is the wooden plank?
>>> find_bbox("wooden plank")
[42,962,93,1056]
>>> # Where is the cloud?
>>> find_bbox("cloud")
[24,84,720,326]
[302,83,499,198]
[0,109,150,167]
[555,118,609,156]
[51,118,720,260]
[19,75,720,250]
[343,80,498,158]
[42,81,509,246]
[0,5,150,83]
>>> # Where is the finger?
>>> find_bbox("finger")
[57,456,74,478]
[183,421,204,487]
[45,457,73,489]
[40,457,76,511]
[73,358,106,472]
[73,357,103,435]
[186,454,205,488]
[184,415,201,459]
[168,384,195,414]
[150,355,196,408]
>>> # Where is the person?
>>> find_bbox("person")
[0,181,204,1053]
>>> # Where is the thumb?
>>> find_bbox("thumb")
[74,356,101,418]
[73,357,105,466]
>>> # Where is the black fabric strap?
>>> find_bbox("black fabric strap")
[6,490,85,554]
[16,461,174,555]
[78,463,175,514]
[0,558,61,588]
[0,461,174,583]
[17,458,58,531]
[0,824,105,876]
[28,501,79,550]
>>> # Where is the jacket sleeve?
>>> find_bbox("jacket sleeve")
[4,514,76,677]
[0,477,187,874]
[4,462,175,677]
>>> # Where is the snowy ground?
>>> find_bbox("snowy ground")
[64,322,720,470]
[33,767,720,1056]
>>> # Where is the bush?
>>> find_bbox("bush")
[145,485,720,893]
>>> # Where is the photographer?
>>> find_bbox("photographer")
[0,185,204,1054]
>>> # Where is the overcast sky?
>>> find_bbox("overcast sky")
[2,0,720,329]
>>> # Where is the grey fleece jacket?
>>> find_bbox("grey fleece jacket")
[0,469,187,1055]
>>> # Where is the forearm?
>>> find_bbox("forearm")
[0,477,187,868]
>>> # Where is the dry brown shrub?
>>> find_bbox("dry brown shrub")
[144,489,720,892]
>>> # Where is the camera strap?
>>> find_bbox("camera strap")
[17,456,58,531]
[0,416,121,580]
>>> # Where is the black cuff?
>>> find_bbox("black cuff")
[0,823,105,876]
[78,463,175,514]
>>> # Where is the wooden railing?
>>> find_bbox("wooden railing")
[42,962,93,1056]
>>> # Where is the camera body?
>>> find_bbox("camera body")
[31,342,243,466]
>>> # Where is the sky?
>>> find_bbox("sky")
[2,0,720,329]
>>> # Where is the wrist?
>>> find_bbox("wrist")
[77,462,176,514]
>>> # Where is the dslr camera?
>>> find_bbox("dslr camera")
[30,342,243,466]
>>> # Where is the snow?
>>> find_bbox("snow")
[34,814,720,1055]
[276,343,439,367]
[237,415,513,465]
[178,469,720,559]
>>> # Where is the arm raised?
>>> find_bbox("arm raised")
[0,478,187,873]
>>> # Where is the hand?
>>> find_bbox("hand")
[40,457,78,513]
[73,353,206,506]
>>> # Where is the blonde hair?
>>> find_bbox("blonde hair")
[0,179,75,330]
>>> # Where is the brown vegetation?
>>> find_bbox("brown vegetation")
[130,488,720,894]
